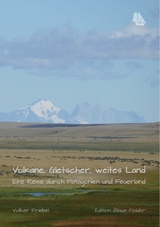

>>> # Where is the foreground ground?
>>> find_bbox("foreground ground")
[0,122,159,226]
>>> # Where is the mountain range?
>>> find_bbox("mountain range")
[0,99,146,124]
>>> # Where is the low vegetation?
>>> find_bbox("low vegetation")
[0,122,159,226]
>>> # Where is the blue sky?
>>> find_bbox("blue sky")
[0,0,159,122]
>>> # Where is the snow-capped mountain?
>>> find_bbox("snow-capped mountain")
[71,102,94,124]
[0,99,77,123]
[103,108,146,123]
[71,103,146,124]
[0,99,146,124]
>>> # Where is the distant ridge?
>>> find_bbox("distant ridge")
[0,99,146,124]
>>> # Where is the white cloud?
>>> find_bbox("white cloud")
[0,25,159,79]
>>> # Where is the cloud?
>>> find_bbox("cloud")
[0,24,159,79]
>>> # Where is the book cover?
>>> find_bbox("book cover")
[0,1,159,226]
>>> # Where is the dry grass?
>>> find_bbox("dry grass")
[0,149,159,188]
[0,122,159,143]
[0,122,159,227]
[52,216,158,227]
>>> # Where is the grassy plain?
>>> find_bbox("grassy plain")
[0,122,159,226]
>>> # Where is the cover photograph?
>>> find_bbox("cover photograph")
[0,0,159,226]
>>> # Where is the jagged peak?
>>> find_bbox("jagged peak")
[83,102,93,108]
[30,99,60,118]
[0,99,146,124]
[78,102,93,108]
[30,98,52,106]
